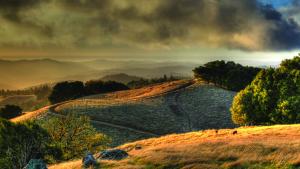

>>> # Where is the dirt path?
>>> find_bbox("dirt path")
[165,82,193,131]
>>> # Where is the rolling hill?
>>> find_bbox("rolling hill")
[49,124,300,169]
[13,80,236,146]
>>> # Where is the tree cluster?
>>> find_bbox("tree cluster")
[49,80,129,104]
[231,56,300,125]
[193,60,261,91]
[0,85,51,99]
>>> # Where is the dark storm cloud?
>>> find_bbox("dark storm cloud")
[0,0,43,22]
[261,5,300,50]
[0,0,299,51]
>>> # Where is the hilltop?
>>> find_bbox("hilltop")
[13,80,236,146]
[49,124,300,169]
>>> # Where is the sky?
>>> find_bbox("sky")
[0,0,300,64]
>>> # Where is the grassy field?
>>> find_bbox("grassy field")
[49,124,300,169]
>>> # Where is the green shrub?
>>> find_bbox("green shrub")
[39,113,111,160]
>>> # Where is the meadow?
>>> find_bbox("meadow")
[49,124,300,169]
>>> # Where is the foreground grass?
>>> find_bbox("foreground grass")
[49,124,300,169]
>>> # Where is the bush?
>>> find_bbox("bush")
[231,56,300,125]
[39,113,111,160]
[193,60,261,91]
[0,105,22,119]
[0,119,50,169]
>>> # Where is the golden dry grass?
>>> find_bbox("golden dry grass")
[85,79,192,101]
[11,106,50,123]
[49,124,300,169]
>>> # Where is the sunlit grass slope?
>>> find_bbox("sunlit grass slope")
[49,124,300,169]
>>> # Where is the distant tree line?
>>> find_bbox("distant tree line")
[49,80,129,104]
[127,74,181,89]
[0,85,51,99]
[193,60,261,91]
[231,56,300,125]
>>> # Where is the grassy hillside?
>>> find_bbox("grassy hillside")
[12,80,236,145]
[42,80,235,145]
[49,124,300,169]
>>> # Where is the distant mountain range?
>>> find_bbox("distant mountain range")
[0,59,195,89]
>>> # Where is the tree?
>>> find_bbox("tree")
[0,105,22,119]
[39,113,111,160]
[193,60,261,91]
[48,81,85,104]
[231,56,300,125]
[0,119,50,169]
[85,80,129,95]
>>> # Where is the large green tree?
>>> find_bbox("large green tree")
[231,56,300,125]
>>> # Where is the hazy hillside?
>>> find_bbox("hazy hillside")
[49,124,300,169]
[0,59,195,89]
[0,59,96,89]
[0,83,15,90]
[100,73,142,84]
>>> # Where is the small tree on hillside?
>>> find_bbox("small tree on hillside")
[0,105,22,119]
[39,113,111,160]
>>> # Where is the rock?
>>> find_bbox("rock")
[82,153,97,168]
[135,145,142,150]
[99,149,128,160]
[24,159,47,169]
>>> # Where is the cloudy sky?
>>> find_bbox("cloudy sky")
[0,0,300,64]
